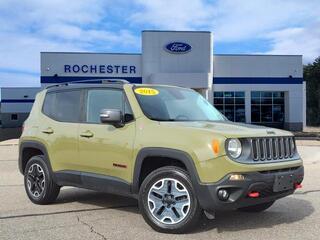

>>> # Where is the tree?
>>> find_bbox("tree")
[304,57,320,126]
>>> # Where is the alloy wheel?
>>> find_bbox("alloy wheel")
[26,163,45,198]
[147,178,191,224]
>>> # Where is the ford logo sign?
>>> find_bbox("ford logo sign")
[165,42,192,54]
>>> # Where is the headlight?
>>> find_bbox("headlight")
[227,139,242,159]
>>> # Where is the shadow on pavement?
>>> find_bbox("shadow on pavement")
[196,196,314,233]
[55,188,314,233]
[56,187,139,213]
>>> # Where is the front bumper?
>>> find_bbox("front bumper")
[196,166,304,211]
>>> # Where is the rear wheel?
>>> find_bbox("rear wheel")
[238,201,275,212]
[24,155,60,204]
[139,166,201,233]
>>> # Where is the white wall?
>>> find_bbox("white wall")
[213,54,303,78]
[142,31,213,89]
[212,55,304,128]
[0,87,39,113]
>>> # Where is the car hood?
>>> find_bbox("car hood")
[159,121,292,138]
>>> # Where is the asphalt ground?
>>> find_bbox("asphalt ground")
[0,141,320,240]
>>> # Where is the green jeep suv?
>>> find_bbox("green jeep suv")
[19,80,304,233]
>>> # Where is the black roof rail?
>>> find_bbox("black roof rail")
[45,83,68,89]
[45,79,130,89]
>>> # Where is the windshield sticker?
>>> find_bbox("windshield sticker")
[134,88,159,96]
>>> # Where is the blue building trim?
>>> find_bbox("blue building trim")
[1,99,35,103]
[41,76,303,85]
[213,77,303,84]
[41,76,143,84]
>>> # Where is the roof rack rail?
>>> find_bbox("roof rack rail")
[45,79,129,89]
[101,79,129,84]
[46,83,68,89]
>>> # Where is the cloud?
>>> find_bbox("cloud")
[265,24,320,63]
[131,0,214,30]
[131,0,320,62]
[0,71,39,88]
[210,0,320,42]
[0,0,139,86]
[1,0,320,87]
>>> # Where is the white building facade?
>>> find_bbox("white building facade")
[3,30,305,130]
[0,87,39,128]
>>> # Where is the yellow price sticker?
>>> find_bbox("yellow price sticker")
[134,87,159,96]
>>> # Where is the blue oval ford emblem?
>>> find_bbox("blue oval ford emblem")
[165,42,192,54]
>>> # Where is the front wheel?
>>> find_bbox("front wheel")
[139,166,201,234]
[238,201,275,212]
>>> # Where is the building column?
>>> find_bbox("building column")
[245,91,251,123]
[197,88,213,104]
[303,81,306,130]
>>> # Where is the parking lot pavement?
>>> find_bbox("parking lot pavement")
[0,142,320,240]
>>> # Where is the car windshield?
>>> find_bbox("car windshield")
[134,86,226,122]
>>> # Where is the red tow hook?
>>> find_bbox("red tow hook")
[295,183,302,189]
[248,191,260,198]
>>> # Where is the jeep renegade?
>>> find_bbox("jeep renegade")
[19,80,304,233]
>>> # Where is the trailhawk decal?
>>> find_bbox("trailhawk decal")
[134,88,159,96]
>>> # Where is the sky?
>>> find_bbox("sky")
[0,0,319,87]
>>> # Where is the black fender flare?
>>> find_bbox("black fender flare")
[19,140,54,178]
[131,147,202,194]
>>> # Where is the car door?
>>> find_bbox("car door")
[41,89,82,172]
[78,88,135,183]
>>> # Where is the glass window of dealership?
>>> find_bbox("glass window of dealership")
[213,91,286,128]
[213,91,246,122]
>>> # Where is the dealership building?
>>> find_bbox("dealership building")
[1,30,305,131]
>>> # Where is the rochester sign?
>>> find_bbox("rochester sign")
[64,64,137,74]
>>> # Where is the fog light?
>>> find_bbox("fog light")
[217,189,229,201]
[229,174,245,181]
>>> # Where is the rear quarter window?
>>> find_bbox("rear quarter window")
[42,90,82,122]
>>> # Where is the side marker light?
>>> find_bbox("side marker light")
[212,140,220,154]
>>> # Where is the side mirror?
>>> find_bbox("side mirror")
[100,109,124,127]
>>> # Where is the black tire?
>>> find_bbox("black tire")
[24,155,60,204]
[238,201,275,212]
[139,166,201,234]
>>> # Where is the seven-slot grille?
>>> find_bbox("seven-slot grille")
[250,137,296,161]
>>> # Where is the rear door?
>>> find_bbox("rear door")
[78,88,135,183]
[41,89,82,172]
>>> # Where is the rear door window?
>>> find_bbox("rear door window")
[43,90,82,122]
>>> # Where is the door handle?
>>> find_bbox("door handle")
[42,127,54,134]
[80,130,94,138]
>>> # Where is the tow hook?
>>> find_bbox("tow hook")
[248,191,260,198]
[295,183,302,189]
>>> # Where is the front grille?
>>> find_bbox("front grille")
[250,137,296,162]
